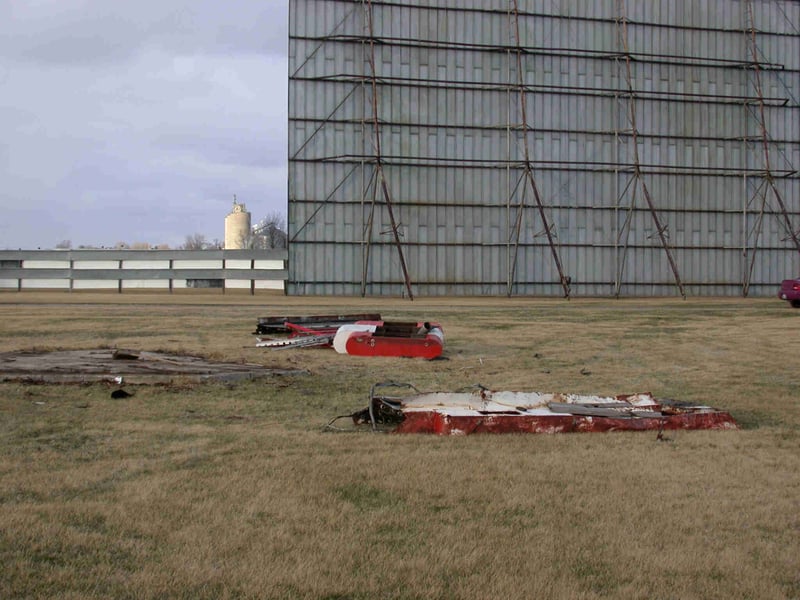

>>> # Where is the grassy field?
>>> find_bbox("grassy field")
[0,291,798,599]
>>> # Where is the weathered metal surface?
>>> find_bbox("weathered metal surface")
[334,384,737,435]
[396,409,738,435]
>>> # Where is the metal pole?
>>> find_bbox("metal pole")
[509,0,571,298]
[616,0,686,298]
[364,0,414,300]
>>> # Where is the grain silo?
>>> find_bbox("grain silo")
[287,0,800,297]
[224,197,252,250]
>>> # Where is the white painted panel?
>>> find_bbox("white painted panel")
[121,280,171,289]
[122,260,171,269]
[72,280,118,289]
[73,261,120,269]
[224,279,252,289]
[225,260,253,269]
[22,260,70,269]
[253,260,285,270]
[254,280,285,290]
[22,279,70,289]
[172,260,222,269]
[0,279,19,288]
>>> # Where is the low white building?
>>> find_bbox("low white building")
[0,249,287,293]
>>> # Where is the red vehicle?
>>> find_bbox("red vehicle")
[778,278,800,308]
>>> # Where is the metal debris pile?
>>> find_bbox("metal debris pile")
[254,313,381,349]
[327,382,738,435]
[255,314,444,359]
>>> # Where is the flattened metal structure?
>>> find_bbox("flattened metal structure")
[288,0,800,297]
[327,383,738,435]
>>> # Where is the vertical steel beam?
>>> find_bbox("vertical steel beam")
[616,0,686,299]
[363,0,415,300]
[509,0,571,298]
[742,0,800,296]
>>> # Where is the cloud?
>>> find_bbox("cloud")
[1,0,287,64]
[0,1,288,249]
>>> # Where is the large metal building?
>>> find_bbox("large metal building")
[287,0,799,297]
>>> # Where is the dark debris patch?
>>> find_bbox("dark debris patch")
[0,349,308,384]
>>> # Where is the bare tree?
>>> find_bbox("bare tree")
[181,233,208,250]
[55,240,72,249]
[252,212,288,249]
[235,230,253,250]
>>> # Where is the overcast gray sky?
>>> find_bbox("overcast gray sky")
[0,0,288,249]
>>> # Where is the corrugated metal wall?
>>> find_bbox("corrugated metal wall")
[288,0,800,297]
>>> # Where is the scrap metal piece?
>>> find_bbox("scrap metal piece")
[335,383,738,435]
[256,333,335,349]
[255,313,383,351]
[333,321,444,359]
[254,314,381,336]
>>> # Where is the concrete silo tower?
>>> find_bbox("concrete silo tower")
[224,196,251,249]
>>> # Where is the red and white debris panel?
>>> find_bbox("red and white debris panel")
[256,315,445,360]
[332,382,738,435]
[333,321,444,359]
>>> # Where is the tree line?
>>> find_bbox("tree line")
[53,212,288,251]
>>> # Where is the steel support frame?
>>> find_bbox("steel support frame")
[507,0,570,298]
[741,0,800,297]
[613,0,686,299]
[359,0,414,300]
[288,0,799,297]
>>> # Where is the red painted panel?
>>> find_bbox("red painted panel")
[345,332,443,359]
[394,410,738,435]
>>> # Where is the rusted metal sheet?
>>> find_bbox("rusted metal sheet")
[331,383,737,435]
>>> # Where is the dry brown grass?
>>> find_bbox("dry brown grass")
[1,291,799,599]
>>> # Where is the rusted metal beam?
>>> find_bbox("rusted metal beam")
[310,1,798,39]
[615,0,686,299]
[509,0,571,298]
[291,116,797,145]
[291,71,793,106]
[363,0,414,300]
[293,154,798,179]
[743,0,800,261]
